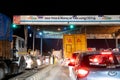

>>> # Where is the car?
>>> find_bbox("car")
[62,52,79,67]
[69,50,120,80]
[24,54,38,69]
[36,55,42,67]
[68,52,79,66]
[68,52,79,77]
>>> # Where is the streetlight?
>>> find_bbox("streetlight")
[69,24,75,29]
[12,23,17,28]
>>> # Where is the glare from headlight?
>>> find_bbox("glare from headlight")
[26,59,33,65]
[37,59,41,65]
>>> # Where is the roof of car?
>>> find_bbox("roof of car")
[80,51,120,56]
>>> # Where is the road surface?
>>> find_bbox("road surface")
[44,64,72,80]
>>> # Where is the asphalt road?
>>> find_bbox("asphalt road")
[44,64,71,80]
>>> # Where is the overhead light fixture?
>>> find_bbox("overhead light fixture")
[39,32,42,35]
[37,28,40,31]
[57,28,61,31]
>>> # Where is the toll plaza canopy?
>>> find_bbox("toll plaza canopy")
[12,15,120,51]
[13,15,120,39]
[13,15,120,25]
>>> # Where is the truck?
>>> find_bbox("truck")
[63,34,87,59]
[0,13,26,79]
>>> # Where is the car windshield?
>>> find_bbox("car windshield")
[81,52,120,68]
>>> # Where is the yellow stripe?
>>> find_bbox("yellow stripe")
[18,51,27,55]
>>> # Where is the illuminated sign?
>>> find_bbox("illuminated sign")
[13,15,120,25]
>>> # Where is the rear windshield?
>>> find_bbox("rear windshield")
[81,53,120,68]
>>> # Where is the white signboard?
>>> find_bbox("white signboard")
[13,15,120,25]
[86,34,114,39]
[36,32,117,39]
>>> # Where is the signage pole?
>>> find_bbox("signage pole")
[116,37,118,48]
[40,36,43,56]
[33,30,35,51]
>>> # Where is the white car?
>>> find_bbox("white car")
[24,55,37,69]
[36,56,42,68]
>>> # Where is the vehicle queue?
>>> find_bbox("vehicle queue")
[67,48,120,80]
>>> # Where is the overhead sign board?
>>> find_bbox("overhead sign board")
[13,15,120,25]
[35,31,118,39]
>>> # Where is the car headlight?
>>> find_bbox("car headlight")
[26,59,33,65]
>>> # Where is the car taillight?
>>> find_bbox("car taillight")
[89,57,100,63]
[92,58,99,63]
[109,56,113,60]
[76,67,89,78]
[70,58,75,63]
[68,58,75,66]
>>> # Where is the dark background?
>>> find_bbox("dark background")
[1,0,119,38]
[0,0,120,55]
[0,0,120,17]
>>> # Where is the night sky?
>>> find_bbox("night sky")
[0,0,120,18]
[13,26,25,38]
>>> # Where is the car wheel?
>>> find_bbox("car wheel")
[0,68,5,80]
[10,63,18,74]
